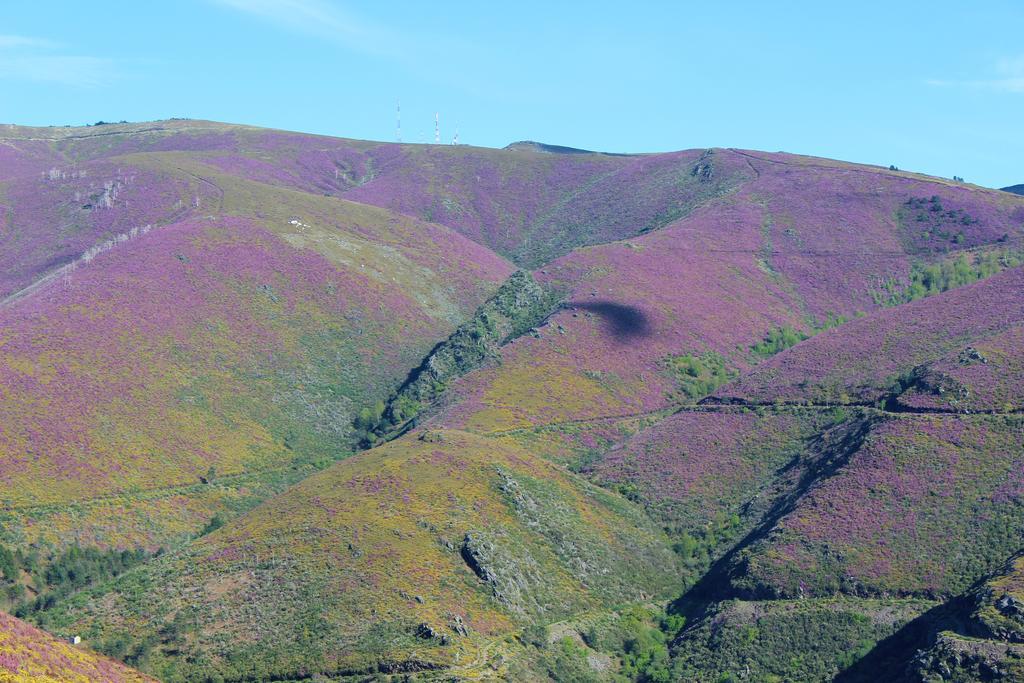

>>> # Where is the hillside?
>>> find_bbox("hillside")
[45,429,680,681]
[657,275,1024,681]
[713,264,1024,408]
[0,611,153,682]
[2,119,1024,681]
[917,553,1024,680]
[0,176,513,552]
[425,150,1024,435]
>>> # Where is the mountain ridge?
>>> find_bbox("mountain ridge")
[1,119,1022,682]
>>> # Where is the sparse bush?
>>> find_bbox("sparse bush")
[662,351,736,401]
[873,249,1024,306]
[3,543,152,620]
[751,326,809,358]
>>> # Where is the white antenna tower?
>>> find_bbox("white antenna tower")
[434,112,440,144]
[396,100,401,142]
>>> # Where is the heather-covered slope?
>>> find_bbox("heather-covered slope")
[0,168,512,551]
[0,121,751,270]
[894,322,1024,413]
[0,161,201,300]
[728,414,1024,600]
[342,146,752,266]
[4,120,1024,681]
[588,407,837,539]
[426,156,1024,435]
[0,611,154,682]
[567,255,1024,680]
[46,429,680,682]
[714,265,1024,408]
[634,267,1024,680]
[0,134,66,182]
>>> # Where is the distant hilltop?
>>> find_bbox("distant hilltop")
[504,139,634,156]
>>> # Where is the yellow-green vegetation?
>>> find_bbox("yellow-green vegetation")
[461,360,632,433]
[0,156,510,553]
[505,604,685,682]
[750,325,810,359]
[0,611,154,683]
[976,553,1024,642]
[488,412,670,470]
[749,315,849,360]
[356,270,558,444]
[872,248,1024,307]
[0,465,313,553]
[912,552,1024,682]
[661,351,736,401]
[44,429,681,681]
[672,598,936,682]
[915,632,1024,683]
[0,543,151,622]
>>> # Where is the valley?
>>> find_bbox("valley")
[0,120,1022,681]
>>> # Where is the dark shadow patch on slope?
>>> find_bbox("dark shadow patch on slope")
[566,301,652,341]
[667,415,879,635]
[460,533,488,582]
[834,595,975,682]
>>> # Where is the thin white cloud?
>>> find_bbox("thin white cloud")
[0,35,59,49]
[0,55,115,88]
[0,34,114,87]
[208,0,495,101]
[210,0,399,56]
[996,55,1024,75]
[928,55,1024,94]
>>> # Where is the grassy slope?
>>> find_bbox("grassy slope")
[0,611,154,683]
[46,429,681,682]
[654,277,1024,681]
[425,153,1024,436]
[845,553,1024,682]
[714,265,1024,407]
[729,414,1024,600]
[0,151,512,552]
[4,121,1024,680]
[672,597,936,682]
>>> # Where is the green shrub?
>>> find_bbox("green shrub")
[751,326,809,358]
[4,543,153,621]
[662,351,736,401]
[873,250,1023,307]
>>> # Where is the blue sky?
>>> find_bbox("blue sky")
[1,1,1021,187]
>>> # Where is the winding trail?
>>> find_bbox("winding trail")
[473,398,1021,441]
